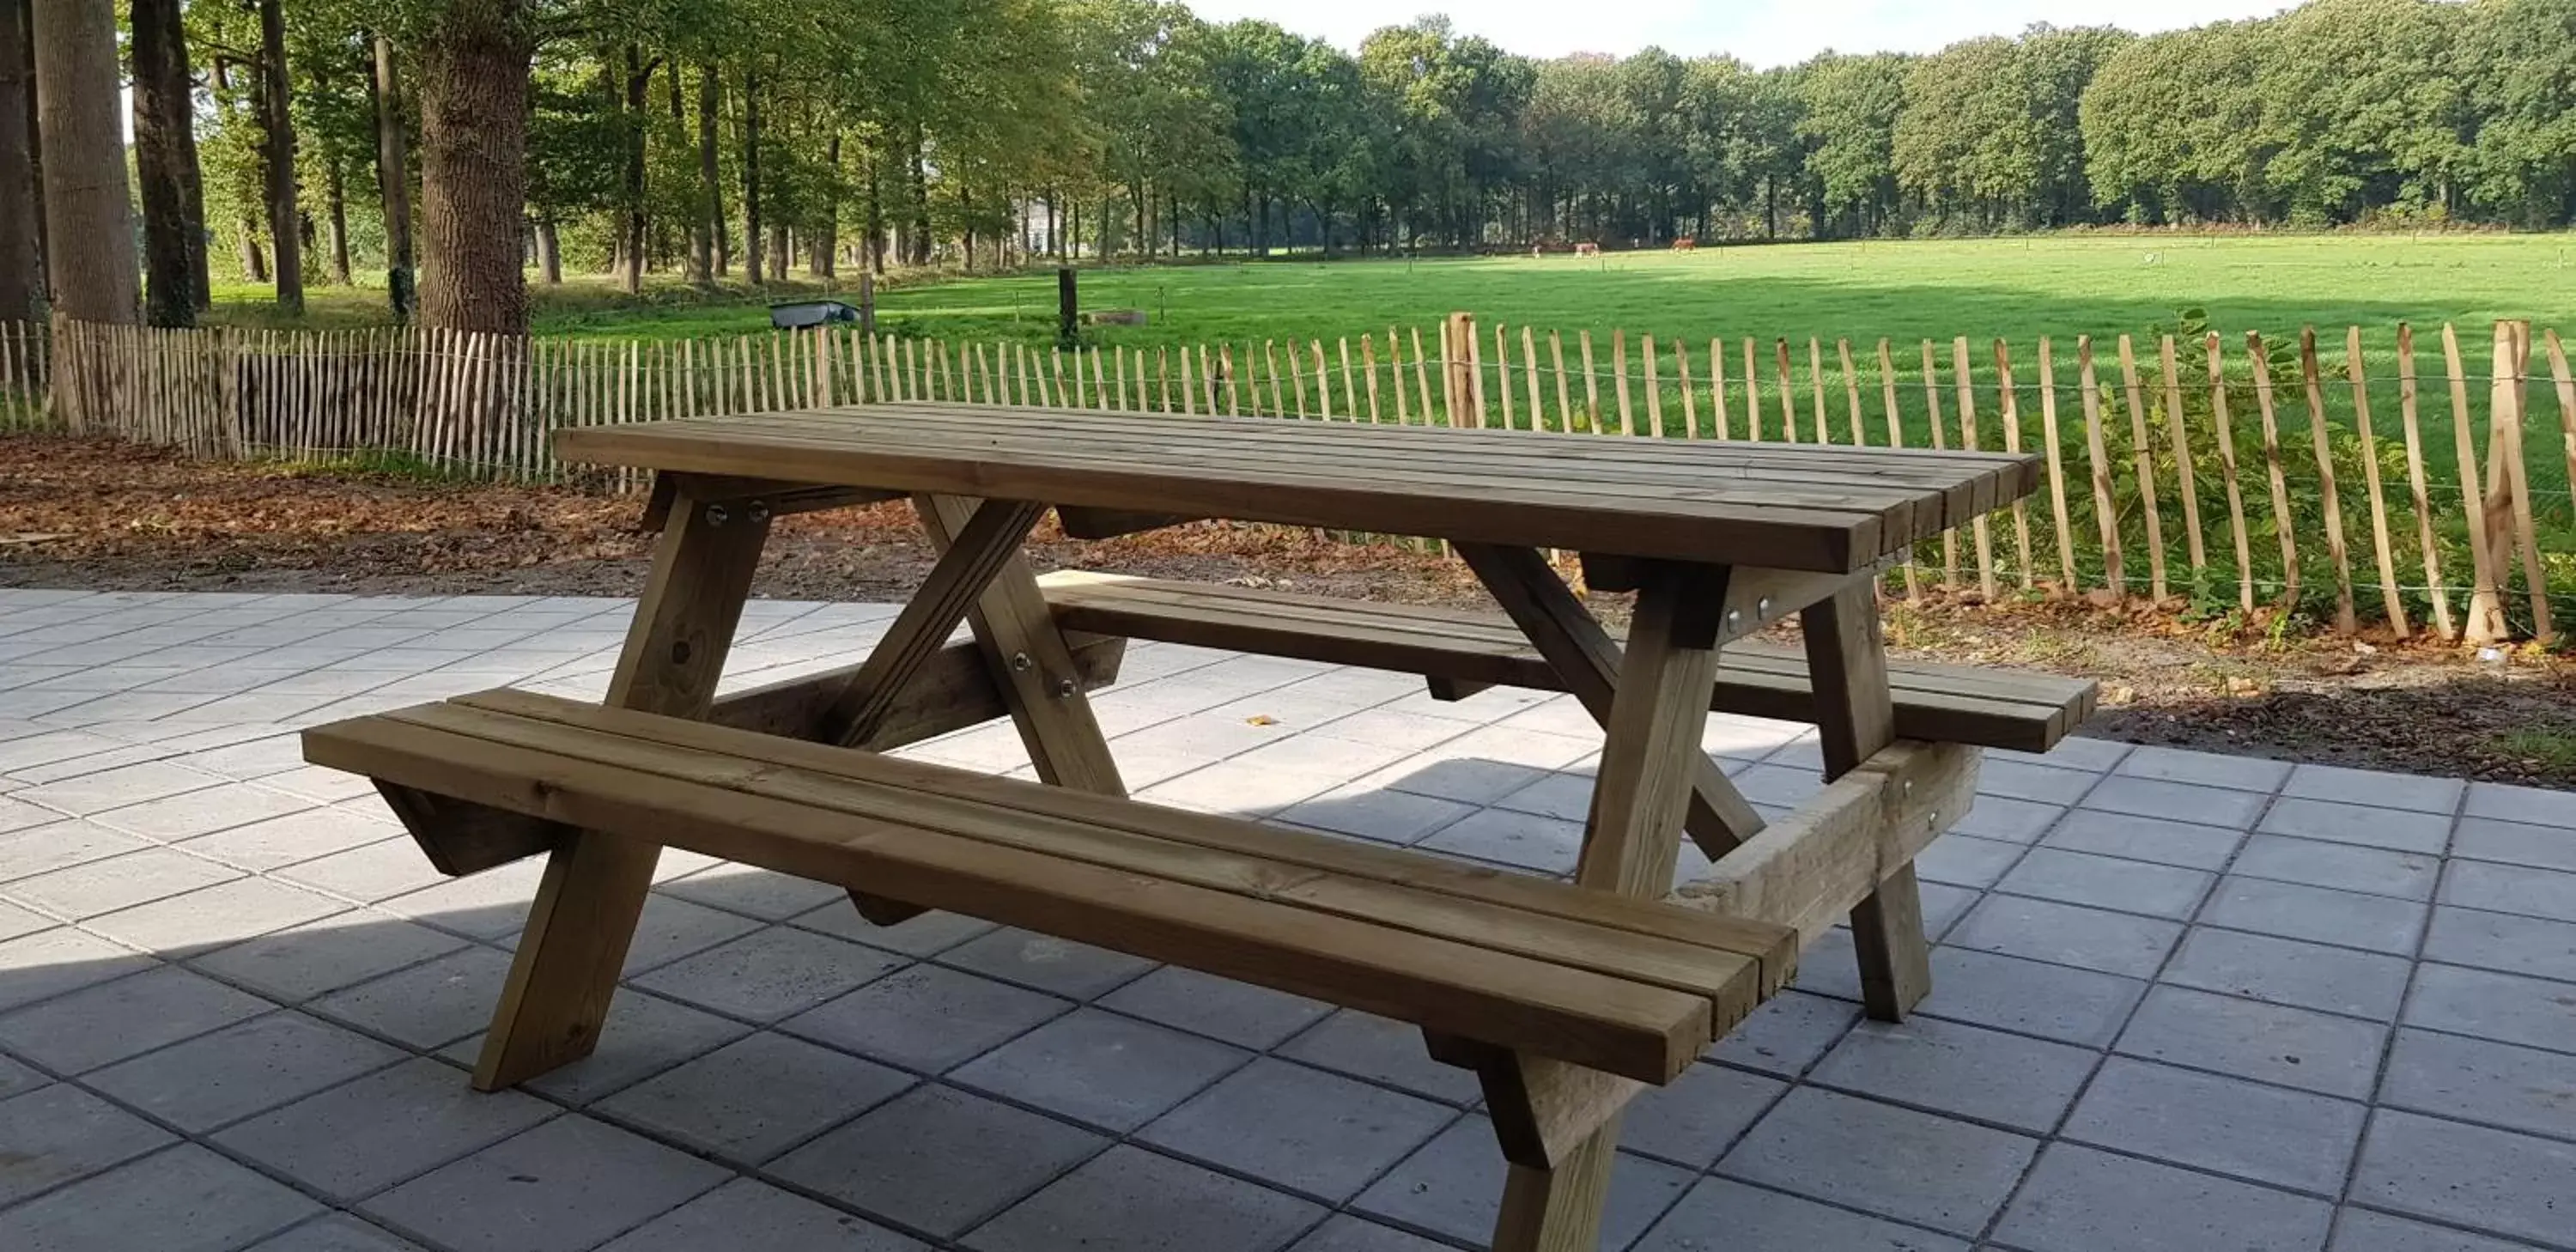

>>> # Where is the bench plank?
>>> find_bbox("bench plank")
[460,688,1797,994]
[1037,572,2096,753]
[307,699,1789,1084]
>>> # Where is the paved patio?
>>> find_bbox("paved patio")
[0,586,2571,1252]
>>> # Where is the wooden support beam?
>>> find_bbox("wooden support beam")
[1671,739,1977,946]
[1455,543,1766,857]
[374,781,569,875]
[823,497,1048,748]
[639,471,896,532]
[1799,581,1931,1020]
[472,486,771,1091]
[1055,506,1197,540]
[1426,1034,1643,1170]
[1425,675,1494,702]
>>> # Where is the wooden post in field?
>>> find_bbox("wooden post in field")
[1457,326,1479,428]
[2247,332,2301,611]
[1362,335,1382,422]
[1490,325,1511,428]
[1548,331,1571,432]
[1057,267,1078,349]
[1443,313,1476,428]
[2344,327,2409,637]
[1411,326,1434,421]
[2117,336,2167,602]
[2297,328,2358,634]
[2078,337,2123,598]
[2205,334,2257,613]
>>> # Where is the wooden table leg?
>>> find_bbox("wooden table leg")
[1456,542,1764,857]
[470,489,771,1091]
[1487,560,1729,1251]
[1801,581,1931,1021]
[916,495,1125,794]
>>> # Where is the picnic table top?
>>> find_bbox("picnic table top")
[554,403,2041,574]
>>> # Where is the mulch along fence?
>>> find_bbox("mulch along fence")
[6,313,2569,646]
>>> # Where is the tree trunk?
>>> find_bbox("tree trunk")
[535,217,560,283]
[29,0,137,323]
[742,64,762,284]
[809,131,837,277]
[255,0,301,312]
[617,45,647,295]
[129,0,197,324]
[691,62,716,285]
[325,153,352,283]
[415,0,532,334]
[767,223,786,283]
[0,0,39,321]
[372,34,414,322]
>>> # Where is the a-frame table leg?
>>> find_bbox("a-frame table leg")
[470,489,772,1091]
[1802,580,1931,1020]
[1487,560,1730,1252]
[915,494,1126,795]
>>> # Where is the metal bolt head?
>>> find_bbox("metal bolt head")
[1726,609,1742,629]
[1756,596,1773,617]
[748,501,771,525]
[1011,652,1033,672]
[702,503,729,527]
[1904,780,1915,796]
[1055,677,1078,697]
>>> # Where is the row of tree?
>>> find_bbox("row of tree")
[2,0,2573,339]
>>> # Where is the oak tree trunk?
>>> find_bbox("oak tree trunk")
[255,0,301,312]
[30,0,137,323]
[415,0,531,334]
[372,34,414,322]
[130,0,200,324]
[864,159,884,275]
[0,0,40,321]
[534,217,560,283]
[908,125,930,265]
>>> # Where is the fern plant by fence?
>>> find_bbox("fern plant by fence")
[12,312,2571,645]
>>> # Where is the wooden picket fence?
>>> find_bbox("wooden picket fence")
[14,312,2572,645]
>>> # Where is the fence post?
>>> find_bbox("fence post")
[1443,312,1474,428]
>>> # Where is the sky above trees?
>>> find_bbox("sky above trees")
[1188,0,2287,64]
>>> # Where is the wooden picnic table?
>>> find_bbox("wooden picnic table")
[305,402,2069,1252]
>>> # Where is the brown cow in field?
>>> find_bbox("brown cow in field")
[1573,241,1601,257]
[1672,237,1698,251]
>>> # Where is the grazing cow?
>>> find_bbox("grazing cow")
[1531,246,1543,259]
[1672,237,1698,251]
[1574,241,1601,258]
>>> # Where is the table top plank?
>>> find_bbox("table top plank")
[555,404,2040,574]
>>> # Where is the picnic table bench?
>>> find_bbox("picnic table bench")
[301,403,2083,1252]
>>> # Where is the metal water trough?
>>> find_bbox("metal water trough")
[769,300,862,330]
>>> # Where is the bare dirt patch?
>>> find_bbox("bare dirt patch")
[8,434,2569,787]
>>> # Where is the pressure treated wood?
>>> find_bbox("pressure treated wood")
[304,693,1784,1085]
[553,403,2038,574]
[469,489,771,1091]
[1036,572,2096,753]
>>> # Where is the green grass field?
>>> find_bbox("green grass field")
[854,234,2576,353]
